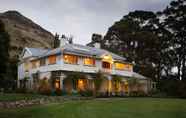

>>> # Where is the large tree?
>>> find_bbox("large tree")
[103,11,160,80]
[161,0,186,80]
[0,20,11,89]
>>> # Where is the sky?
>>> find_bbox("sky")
[0,0,172,45]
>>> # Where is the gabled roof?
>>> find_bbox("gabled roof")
[132,72,147,79]
[27,48,49,57]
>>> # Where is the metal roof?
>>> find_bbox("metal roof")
[26,43,126,61]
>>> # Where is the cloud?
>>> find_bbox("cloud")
[0,0,172,44]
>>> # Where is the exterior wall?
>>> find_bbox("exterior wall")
[17,49,153,95]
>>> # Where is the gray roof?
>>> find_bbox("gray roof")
[27,48,49,57]
[132,72,147,79]
[27,43,126,61]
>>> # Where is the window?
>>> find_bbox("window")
[63,54,78,64]
[115,62,132,71]
[115,63,125,70]
[48,55,56,64]
[102,61,111,69]
[40,58,46,66]
[31,60,38,69]
[24,62,30,71]
[84,57,95,66]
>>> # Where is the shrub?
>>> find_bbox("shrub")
[55,89,62,96]
[79,90,93,97]
[38,78,52,95]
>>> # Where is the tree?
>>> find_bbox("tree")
[103,11,160,81]
[161,0,186,80]
[0,20,11,90]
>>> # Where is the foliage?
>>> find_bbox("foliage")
[64,72,87,90]
[38,78,52,95]
[54,89,62,96]
[93,71,106,92]
[112,75,122,92]
[79,89,93,97]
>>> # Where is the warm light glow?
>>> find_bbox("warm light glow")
[78,79,85,90]
[48,55,56,64]
[63,54,78,64]
[55,80,60,89]
[115,63,132,71]
[31,60,39,69]
[84,57,95,66]
[24,62,30,71]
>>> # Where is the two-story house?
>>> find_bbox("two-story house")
[17,38,153,95]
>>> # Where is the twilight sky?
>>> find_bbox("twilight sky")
[0,0,172,45]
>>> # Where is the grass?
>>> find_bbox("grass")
[0,98,186,118]
[0,93,44,102]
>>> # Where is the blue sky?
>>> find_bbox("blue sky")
[0,0,172,44]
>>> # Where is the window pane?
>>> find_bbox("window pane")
[63,54,78,64]
[115,63,132,71]
[48,55,56,64]
[84,58,95,66]
[40,58,46,66]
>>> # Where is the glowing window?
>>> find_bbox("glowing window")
[115,63,132,71]
[31,60,38,69]
[48,55,56,64]
[84,57,95,66]
[24,62,30,71]
[63,54,78,64]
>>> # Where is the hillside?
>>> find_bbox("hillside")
[0,10,54,60]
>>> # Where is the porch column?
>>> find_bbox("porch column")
[108,76,112,96]
[60,76,64,90]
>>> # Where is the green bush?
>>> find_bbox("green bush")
[55,89,62,96]
[79,90,93,97]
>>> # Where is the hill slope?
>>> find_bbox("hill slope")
[0,10,54,60]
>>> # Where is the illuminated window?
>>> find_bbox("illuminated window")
[115,63,125,70]
[115,63,132,71]
[24,62,30,71]
[84,57,95,66]
[48,55,56,64]
[31,60,38,69]
[63,54,78,64]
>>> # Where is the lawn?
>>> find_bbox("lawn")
[0,98,186,118]
[0,93,44,102]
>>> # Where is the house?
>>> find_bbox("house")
[17,37,154,96]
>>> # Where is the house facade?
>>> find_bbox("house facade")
[17,39,154,96]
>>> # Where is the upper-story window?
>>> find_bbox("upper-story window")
[102,61,111,69]
[31,60,39,69]
[63,54,78,64]
[40,58,46,66]
[115,62,132,71]
[84,57,95,66]
[48,55,56,64]
[24,62,30,71]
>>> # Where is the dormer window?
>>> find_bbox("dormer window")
[63,54,78,64]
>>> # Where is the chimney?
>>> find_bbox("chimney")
[60,35,67,47]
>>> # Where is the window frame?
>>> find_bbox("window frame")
[63,54,78,65]
[83,57,95,66]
